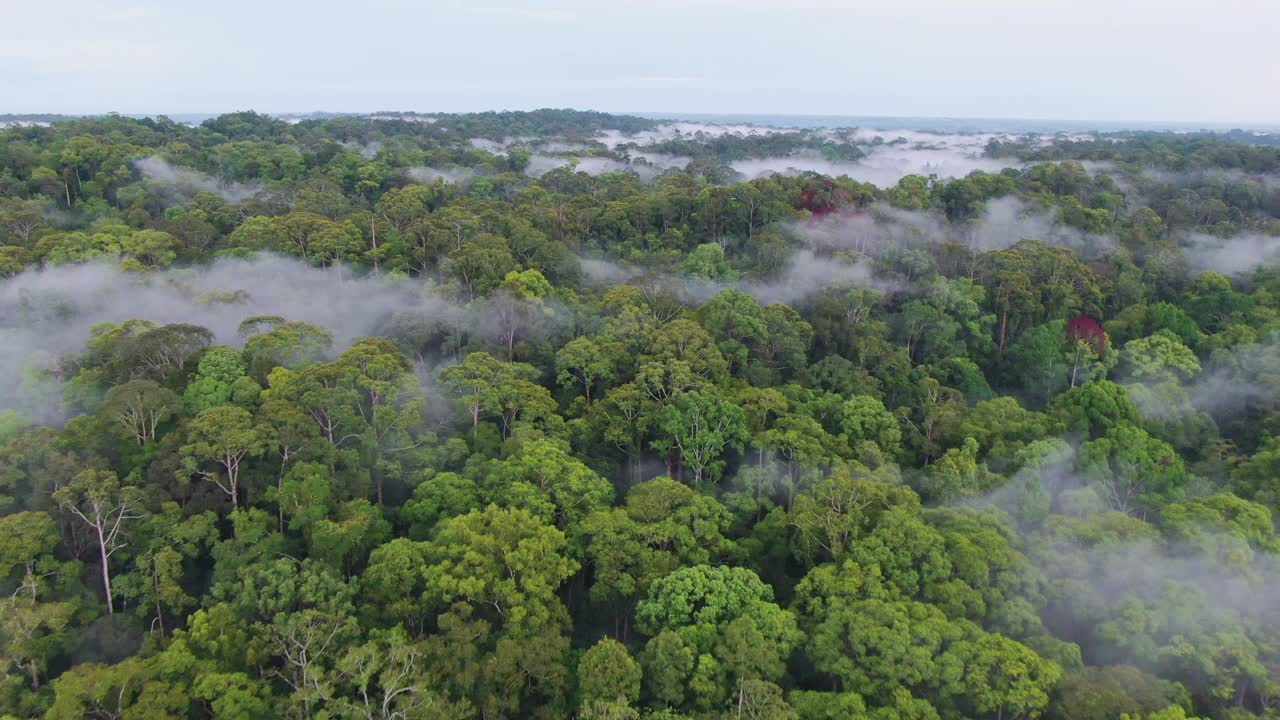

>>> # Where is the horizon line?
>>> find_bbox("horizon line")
[3,108,1279,132]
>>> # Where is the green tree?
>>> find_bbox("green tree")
[1077,424,1187,515]
[183,345,259,414]
[838,395,903,461]
[423,504,578,631]
[115,503,218,637]
[489,438,614,550]
[556,336,615,403]
[438,352,537,430]
[636,565,801,709]
[653,390,750,485]
[578,637,643,708]
[181,405,269,509]
[100,379,181,445]
[1049,380,1141,438]
[52,468,143,614]
[1120,331,1201,384]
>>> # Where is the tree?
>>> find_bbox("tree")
[729,679,798,720]
[183,345,259,414]
[489,438,614,549]
[0,511,73,690]
[44,657,185,720]
[309,499,392,573]
[0,510,61,602]
[807,598,961,705]
[698,290,767,374]
[1120,331,1201,384]
[582,476,734,639]
[333,628,469,719]
[556,336,614,403]
[115,503,218,636]
[123,322,213,382]
[642,319,730,382]
[52,469,143,614]
[423,504,578,632]
[759,414,840,483]
[334,338,424,504]
[1048,665,1190,720]
[1077,424,1187,515]
[225,558,360,715]
[482,269,555,360]
[100,379,180,445]
[578,637,642,708]
[1233,435,1280,506]
[590,382,656,483]
[787,463,917,565]
[181,405,269,509]
[636,565,801,711]
[420,505,578,716]
[838,395,903,460]
[192,672,277,720]
[493,377,558,438]
[444,233,516,300]
[654,391,749,485]
[926,437,1000,502]
[683,242,736,280]
[242,320,333,380]
[755,303,814,380]
[896,378,965,464]
[2,592,73,692]
[958,397,1062,470]
[399,472,482,540]
[1121,708,1206,720]
[1004,320,1111,404]
[438,352,536,430]
[1049,380,1141,438]
[255,390,327,529]
[951,633,1061,720]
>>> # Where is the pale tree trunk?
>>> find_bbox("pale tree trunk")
[152,562,166,637]
[95,524,114,614]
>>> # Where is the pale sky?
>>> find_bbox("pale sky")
[2,0,1278,124]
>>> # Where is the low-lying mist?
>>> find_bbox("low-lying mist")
[1182,231,1280,274]
[0,256,458,422]
[133,156,262,203]
[731,141,1017,187]
[798,196,1113,257]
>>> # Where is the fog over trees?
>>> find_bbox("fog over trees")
[0,108,1278,720]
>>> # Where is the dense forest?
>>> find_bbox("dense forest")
[0,108,1278,720]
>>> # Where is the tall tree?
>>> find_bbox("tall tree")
[52,469,143,613]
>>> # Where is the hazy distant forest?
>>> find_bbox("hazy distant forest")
[1,108,1280,720]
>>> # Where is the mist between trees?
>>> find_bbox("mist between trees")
[0,109,1278,720]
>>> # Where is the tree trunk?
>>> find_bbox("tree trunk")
[96,524,114,614]
[226,457,240,509]
[278,457,287,532]
[1070,343,1084,387]
[154,598,166,638]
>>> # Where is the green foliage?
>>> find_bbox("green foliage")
[579,637,642,708]
[1077,424,1188,514]
[2,111,1279,720]
[653,390,749,486]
